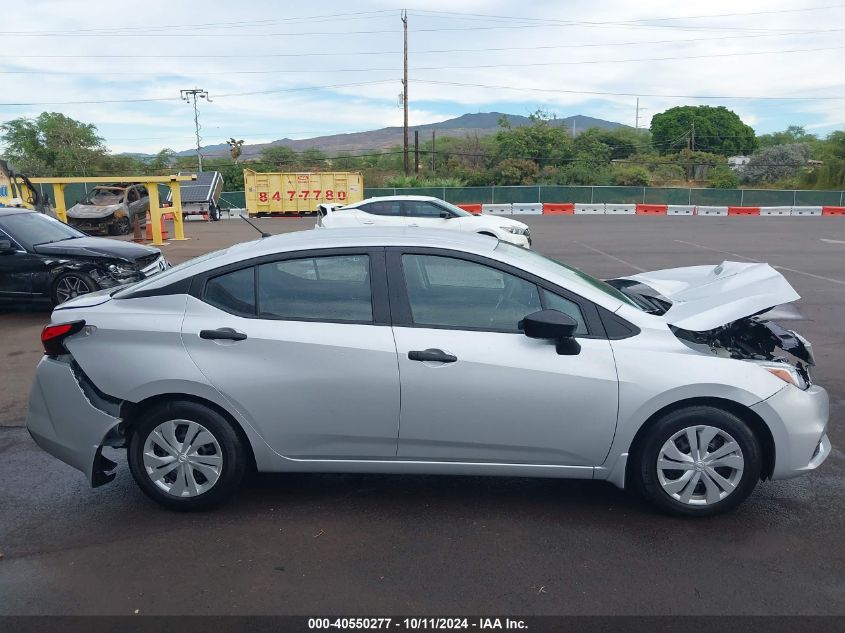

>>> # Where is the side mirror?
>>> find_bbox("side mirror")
[519,309,581,355]
[439,211,452,219]
[0,239,15,254]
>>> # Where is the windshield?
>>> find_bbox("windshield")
[84,187,124,205]
[0,212,85,249]
[113,247,233,298]
[438,200,472,217]
[495,241,642,309]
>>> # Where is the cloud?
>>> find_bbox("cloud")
[1,0,844,154]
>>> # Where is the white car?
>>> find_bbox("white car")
[317,195,531,248]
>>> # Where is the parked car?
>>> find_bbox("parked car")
[317,195,531,247]
[0,209,168,305]
[67,184,149,235]
[27,228,828,515]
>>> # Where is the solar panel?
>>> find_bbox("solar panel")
[167,171,222,204]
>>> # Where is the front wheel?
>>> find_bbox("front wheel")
[128,401,247,511]
[109,215,131,235]
[51,272,99,305]
[633,406,762,517]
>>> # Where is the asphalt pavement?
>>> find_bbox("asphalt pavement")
[1,216,843,615]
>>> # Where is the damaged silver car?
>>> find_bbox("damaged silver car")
[67,184,149,236]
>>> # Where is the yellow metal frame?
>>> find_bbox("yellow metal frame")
[30,175,196,246]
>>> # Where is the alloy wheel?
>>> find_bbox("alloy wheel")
[656,425,745,506]
[55,275,91,304]
[142,419,223,498]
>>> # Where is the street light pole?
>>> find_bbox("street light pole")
[180,88,212,172]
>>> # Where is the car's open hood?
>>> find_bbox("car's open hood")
[615,261,800,331]
[67,203,123,219]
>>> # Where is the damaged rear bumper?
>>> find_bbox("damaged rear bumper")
[26,356,121,487]
[751,384,830,479]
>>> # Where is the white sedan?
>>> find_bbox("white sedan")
[317,195,531,247]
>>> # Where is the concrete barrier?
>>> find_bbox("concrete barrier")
[790,206,823,216]
[511,203,543,215]
[457,203,482,215]
[760,207,792,216]
[482,204,512,215]
[696,206,729,216]
[728,206,760,215]
[604,204,636,215]
[574,204,605,215]
[636,204,668,215]
[543,203,574,215]
[667,205,696,215]
[822,206,845,215]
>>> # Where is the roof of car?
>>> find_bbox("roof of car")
[345,195,441,205]
[0,207,34,217]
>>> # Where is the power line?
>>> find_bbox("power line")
[0,80,396,106]
[414,79,845,101]
[8,28,845,59]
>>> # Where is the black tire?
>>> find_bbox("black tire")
[127,400,247,511]
[50,272,100,306]
[109,215,132,235]
[209,204,221,221]
[632,405,762,517]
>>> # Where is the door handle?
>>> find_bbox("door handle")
[408,348,457,363]
[200,327,247,341]
[362,220,375,225]
[408,223,419,227]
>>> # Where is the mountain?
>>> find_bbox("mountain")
[158,112,628,159]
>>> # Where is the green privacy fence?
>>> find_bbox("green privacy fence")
[361,186,845,207]
[36,185,842,211]
[35,183,174,207]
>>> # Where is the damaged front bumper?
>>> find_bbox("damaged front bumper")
[751,383,830,480]
[26,356,122,487]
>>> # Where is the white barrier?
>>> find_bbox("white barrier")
[696,206,729,216]
[760,207,792,216]
[511,203,543,215]
[791,206,823,216]
[482,204,512,215]
[667,205,696,215]
[604,204,636,215]
[574,203,605,215]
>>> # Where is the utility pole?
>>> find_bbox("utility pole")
[414,130,419,173]
[180,88,211,172]
[635,98,647,130]
[690,121,695,151]
[431,130,436,174]
[402,10,409,175]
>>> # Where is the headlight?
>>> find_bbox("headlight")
[106,263,137,278]
[500,226,527,235]
[755,361,808,390]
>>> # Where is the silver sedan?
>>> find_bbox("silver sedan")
[26,228,830,515]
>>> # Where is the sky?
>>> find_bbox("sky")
[2,0,845,155]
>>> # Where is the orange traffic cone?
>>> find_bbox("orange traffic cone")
[144,212,169,241]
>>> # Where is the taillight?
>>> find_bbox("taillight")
[41,320,86,356]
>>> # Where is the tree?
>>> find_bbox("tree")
[757,125,816,150]
[148,148,175,172]
[299,147,327,169]
[226,138,245,163]
[707,165,740,188]
[650,105,757,156]
[1,112,106,176]
[742,143,810,185]
[492,158,538,185]
[494,110,573,167]
[259,145,297,169]
[612,165,650,186]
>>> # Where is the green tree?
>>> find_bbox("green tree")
[611,164,650,186]
[757,125,816,150]
[650,105,757,156]
[707,165,740,188]
[494,110,573,167]
[492,158,538,185]
[147,148,175,172]
[259,145,297,169]
[1,112,106,176]
[742,143,810,185]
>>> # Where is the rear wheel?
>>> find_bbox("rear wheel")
[209,204,221,221]
[128,400,246,511]
[633,406,762,517]
[51,272,99,305]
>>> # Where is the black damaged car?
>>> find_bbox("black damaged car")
[0,208,169,306]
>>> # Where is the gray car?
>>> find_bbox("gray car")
[26,228,830,515]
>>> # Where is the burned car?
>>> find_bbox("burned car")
[67,184,149,235]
